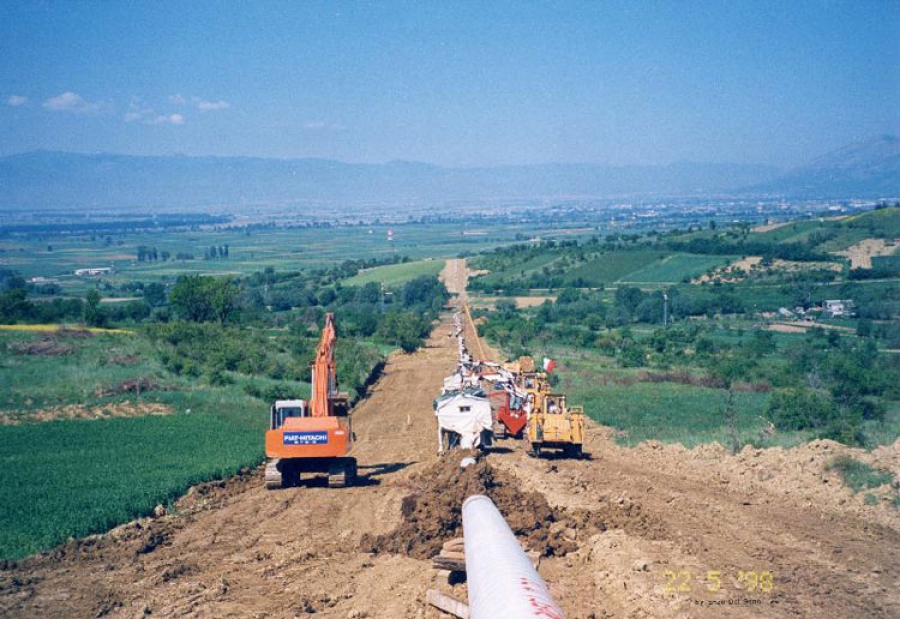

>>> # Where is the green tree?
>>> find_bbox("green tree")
[615,286,645,314]
[144,283,167,307]
[83,289,105,327]
[209,277,241,324]
[0,289,33,323]
[170,276,215,322]
[377,312,426,353]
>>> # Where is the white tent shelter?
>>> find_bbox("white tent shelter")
[434,390,493,451]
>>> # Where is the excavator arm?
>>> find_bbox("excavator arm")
[310,312,337,417]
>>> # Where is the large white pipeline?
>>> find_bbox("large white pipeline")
[462,495,566,619]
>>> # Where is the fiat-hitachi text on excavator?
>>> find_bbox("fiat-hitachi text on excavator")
[265,313,356,489]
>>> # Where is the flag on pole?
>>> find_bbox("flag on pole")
[542,357,555,373]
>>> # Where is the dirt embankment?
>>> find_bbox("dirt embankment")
[0,401,174,426]
[834,238,899,269]
[2,258,898,619]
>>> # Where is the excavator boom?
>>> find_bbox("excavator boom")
[310,312,337,417]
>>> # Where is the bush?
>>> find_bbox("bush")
[827,455,895,492]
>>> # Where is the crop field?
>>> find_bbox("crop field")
[752,220,826,244]
[752,209,900,253]
[468,251,566,287]
[560,250,666,286]
[0,386,267,560]
[839,207,900,237]
[475,249,738,289]
[620,252,736,284]
[342,258,445,286]
[561,366,775,448]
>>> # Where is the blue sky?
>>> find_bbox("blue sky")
[1,1,897,167]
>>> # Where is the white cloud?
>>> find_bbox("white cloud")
[169,93,187,105]
[194,98,230,111]
[304,121,327,129]
[42,91,101,113]
[7,95,28,107]
[124,97,184,125]
[147,113,184,126]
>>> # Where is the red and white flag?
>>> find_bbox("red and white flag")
[542,357,555,373]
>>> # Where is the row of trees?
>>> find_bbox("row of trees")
[136,246,224,262]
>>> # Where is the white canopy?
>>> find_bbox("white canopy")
[434,391,493,450]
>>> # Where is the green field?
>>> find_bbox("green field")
[469,252,568,288]
[558,251,661,285]
[343,258,445,286]
[0,221,561,295]
[622,253,736,284]
[752,220,826,244]
[0,387,266,560]
[568,378,773,448]
[0,326,316,560]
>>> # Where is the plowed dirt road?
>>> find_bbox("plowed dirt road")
[2,259,898,618]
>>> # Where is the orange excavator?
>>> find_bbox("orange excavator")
[264,312,356,489]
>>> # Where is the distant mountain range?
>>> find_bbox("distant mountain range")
[0,136,897,212]
[746,135,900,199]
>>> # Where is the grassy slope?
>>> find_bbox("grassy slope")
[342,259,445,286]
[560,359,773,448]
[1,331,159,411]
[622,253,735,284]
[560,250,663,285]
[475,250,734,288]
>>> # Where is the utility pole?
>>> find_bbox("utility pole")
[663,292,669,327]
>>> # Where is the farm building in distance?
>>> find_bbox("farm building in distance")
[74,267,112,277]
[823,299,855,318]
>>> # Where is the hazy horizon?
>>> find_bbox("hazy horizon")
[2,1,898,168]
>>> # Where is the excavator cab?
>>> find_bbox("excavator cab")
[270,399,309,430]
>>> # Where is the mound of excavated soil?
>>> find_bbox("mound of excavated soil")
[360,451,603,559]
[8,339,73,356]
[0,402,175,425]
[96,376,167,397]
[6,328,94,356]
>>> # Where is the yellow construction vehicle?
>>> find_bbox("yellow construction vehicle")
[525,393,585,458]
[516,370,551,409]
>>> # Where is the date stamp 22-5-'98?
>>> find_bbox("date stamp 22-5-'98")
[661,569,781,609]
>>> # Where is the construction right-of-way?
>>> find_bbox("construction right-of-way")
[5,258,899,619]
[434,302,586,458]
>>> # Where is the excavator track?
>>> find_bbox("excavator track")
[327,458,357,488]
[264,459,283,489]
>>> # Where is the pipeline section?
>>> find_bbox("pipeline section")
[463,494,566,619]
